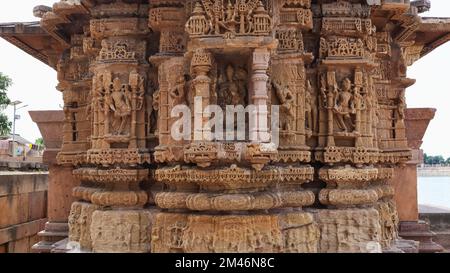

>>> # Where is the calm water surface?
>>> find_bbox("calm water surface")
[418,176,450,208]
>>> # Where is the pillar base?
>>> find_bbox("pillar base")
[151,212,319,253]
[31,222,69,253]
[383,239,419,253]
[399,221,444,253]
[312,208,383,253]
[90,209,154,253]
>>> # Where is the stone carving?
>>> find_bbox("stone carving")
[152,212,319,253]
[333,77,357,133]
[217,64,247,107]
[313,208,382,253]
[26,0,434,253]
[68,202,100,250]
[305,80,317,132]
[273,80,295,131]
[185,0,273,37]
[276,29,304,52]
[108,77,132,135]
[90,210,153,253]
[99,40,138,63]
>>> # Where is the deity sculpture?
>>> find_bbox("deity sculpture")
[397,90,406,121]
[152,88,160,135]
[219,65,245,107]
[187,0,271,37]
[169,75,187,107]
[333,78,356,132]
[305,80,317,132]
[273,80,295,131]
[145,91,154,135]
[108,77,131,135]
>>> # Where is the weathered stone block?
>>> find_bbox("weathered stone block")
[90,210,153,253]
[279,212,319,253]
[68,201,99,250]
[8,237,30,253]
[0,219,46,245]
[312,208,382,253]
[152,212,319,253]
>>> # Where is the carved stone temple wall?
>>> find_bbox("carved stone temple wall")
[3,0,450,253]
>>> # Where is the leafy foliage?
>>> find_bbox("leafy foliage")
[35,137,44,149]
[0,72,12,136]
[424,153,450,165]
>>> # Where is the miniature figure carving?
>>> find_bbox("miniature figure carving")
[145,91,154,135]
[273,81,295,131]
[305,80,317,132]
[333,78,356,132]
[152,88,160,135]
[186,0,272,37]
[170,75,187,107]
[108,78,131,136]
[397,90,406,121]
[219,65,246,107]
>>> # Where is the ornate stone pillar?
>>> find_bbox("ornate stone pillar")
[149,0,188,163]
[149,0,187,56]
[312,0,399,253]
[67,1,152,253]
[271,0,314,162]
[250,48,270,142]
[191,48,213,142]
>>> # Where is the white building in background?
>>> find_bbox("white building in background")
[0,134,42,159]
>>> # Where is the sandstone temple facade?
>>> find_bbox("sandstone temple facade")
[1,0,450,253]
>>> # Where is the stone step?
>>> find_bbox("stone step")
[51,238,71,253]
[31,241,54,253]
[37,230,68,238]
[433,231,450,251]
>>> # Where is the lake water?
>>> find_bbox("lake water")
[418,176,450,209]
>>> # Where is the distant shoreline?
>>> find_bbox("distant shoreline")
[418,166,450,177]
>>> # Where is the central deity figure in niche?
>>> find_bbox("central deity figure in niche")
[333,78,356,132]
[218,64,247,108]
[108,77,131,136]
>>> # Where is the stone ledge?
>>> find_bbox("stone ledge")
[0,172,48,197]
[0,218,46,245]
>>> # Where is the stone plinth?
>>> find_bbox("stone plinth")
[29,110,78,252]
[152,212,319,253]
[391,108,435,221]
[420,211,450,252]
[390,108,443,252]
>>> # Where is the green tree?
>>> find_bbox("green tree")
[35,137,44,150]
[0,72,12,136]
[423,153,429,164]
[35,137,44,146]
[434,155,445,164]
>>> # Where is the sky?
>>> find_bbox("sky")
[0,0,450,157]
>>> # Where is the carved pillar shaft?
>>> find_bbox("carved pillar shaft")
[191,49,212,141]
[251,48,270,142]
